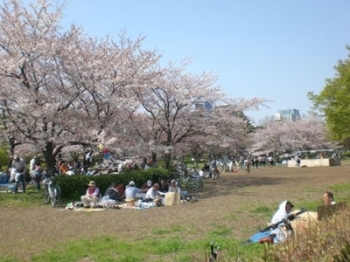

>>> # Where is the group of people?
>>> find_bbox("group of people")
[80,178,182,208]
[8,155,44,193]
[259,191,336,244]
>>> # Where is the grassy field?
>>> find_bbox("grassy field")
[0,162,350,261]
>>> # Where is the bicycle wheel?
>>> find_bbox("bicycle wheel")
[176,177,186,188]
[44,189,50,204]
[188,177,203,192]
[56,185,61,200]
[50,187,59,207]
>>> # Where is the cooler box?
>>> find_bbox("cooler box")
[164,192,181,206]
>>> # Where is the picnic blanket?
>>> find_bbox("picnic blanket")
[73,207,107,212]
[117,201,156,210]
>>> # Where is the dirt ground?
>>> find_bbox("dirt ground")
[1,163,350,260]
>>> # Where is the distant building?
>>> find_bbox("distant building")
[194,101,212,116]
[275,109,301,122]
[195,101,212,111]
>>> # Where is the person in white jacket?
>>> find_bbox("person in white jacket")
[269,200,294,243]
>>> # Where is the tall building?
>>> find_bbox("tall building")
[193,101,213,117]
[194,101,212,111]
[275,109,301,122]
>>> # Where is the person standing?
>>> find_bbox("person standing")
[296,156,301,168]
[33,164,43,191]
[85,150,93,167]
[12,155,26,193]
[29,156,37,174]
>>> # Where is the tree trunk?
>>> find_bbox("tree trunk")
[8,136,15,156]
[165,152,171,169]
[42,141,57,171]
[152,152,157,166]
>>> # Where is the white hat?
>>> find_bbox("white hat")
[129,181,135,186]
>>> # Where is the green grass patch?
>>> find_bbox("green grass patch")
[208,225,232,237]
[0,255,17,262]
[153,224,185,235]
[0,185,47,208]
[28,234,268,262]
[252,206,271,214]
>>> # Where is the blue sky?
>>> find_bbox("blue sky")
[58,1,350,123]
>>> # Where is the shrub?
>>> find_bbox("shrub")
[54,167,170,200]
[0,147,8,170]
[269,205,350,261]
[342,151,350,159]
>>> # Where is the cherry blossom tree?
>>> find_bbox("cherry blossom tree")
[0,0,269,170]
[249,116,336,156]
[0,0,160,168]
[127,60,269,168]
[0,0,77,167]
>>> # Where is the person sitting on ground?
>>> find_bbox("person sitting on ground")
[115,182,125,200]
[168,179,181,193]
[144,183,161,203]
[0,169,9,183]
[104,182,120,201]
[141,179,152,193]
[158,179,169,193]
[125,181,141,202]
[268,200,294,244]
[202,163,210,172]
[81,181,100,208]
[322,191,336,206]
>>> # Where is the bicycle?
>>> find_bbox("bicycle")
[176,173,203,192]
[43,176,61,207]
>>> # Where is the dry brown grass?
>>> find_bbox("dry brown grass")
[270,206,350,261]
[1,163,350,261]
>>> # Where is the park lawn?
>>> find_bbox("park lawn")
[0,162,350,261]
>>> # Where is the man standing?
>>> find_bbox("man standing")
[29,156,37,173]
[12,155,26,193]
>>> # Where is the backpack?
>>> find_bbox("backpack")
[105,188,119,201]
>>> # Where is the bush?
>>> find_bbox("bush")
[269,205,350,261]
[0,147,8,170]
[54,167,171,200]
[342,151,350,159]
